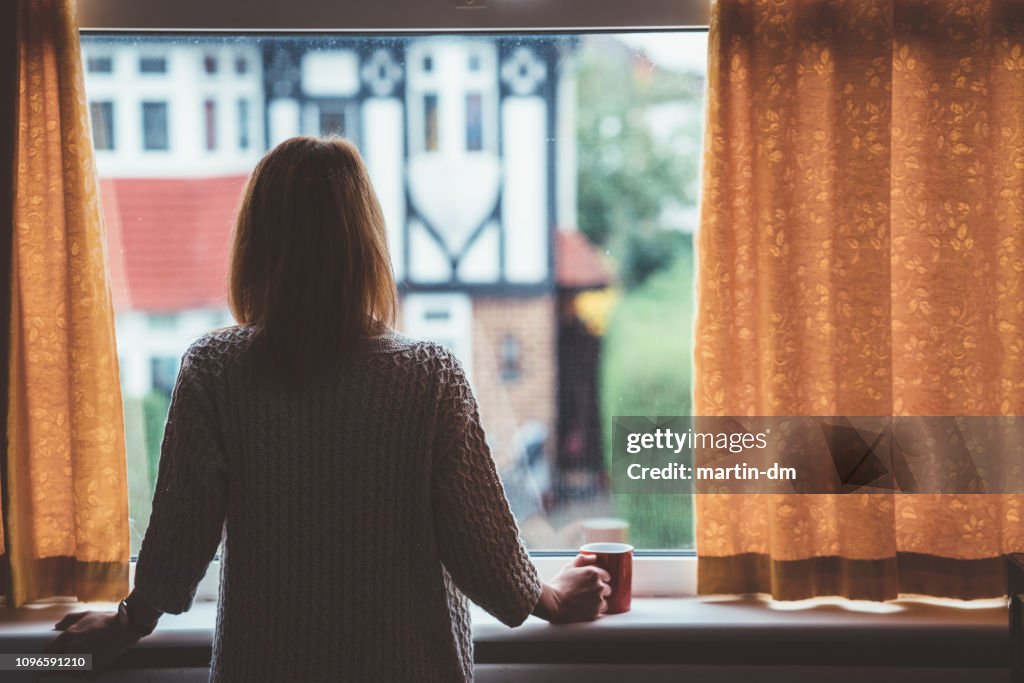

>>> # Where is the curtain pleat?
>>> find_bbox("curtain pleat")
[0,0,19,598]
[697,0,1024,600]
[5,0,128,606]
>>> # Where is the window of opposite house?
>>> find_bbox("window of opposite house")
[89,101,115,150]
[151,356,179,395]
[235,56,248,74]
[318,104,347,137]
[86,55,113,73]
[139,56,167,73]
[141,101,169,150]
[424,93,439,152]
[204,55,218,74]
[501,335,522,382]
[237,99,250,150]
[466,93,483,152]
[205,99,218,151]
[148,313,178,330]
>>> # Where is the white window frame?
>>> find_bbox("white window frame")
[154,554,696,604]
[83,0,710,598]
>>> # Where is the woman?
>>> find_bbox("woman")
[46,137,611,681]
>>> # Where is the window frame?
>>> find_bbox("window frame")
[81,0,709,595]
[140,99,170,151]
[85,53,115,73]
[88,99,116,150]
[138,54,168,74]
[176,553,696,604]
[78,0,709,32]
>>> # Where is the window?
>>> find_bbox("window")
[203,54,218,74]
[150,356,179,394]
[204,99,218,150]
[235,56,249,74]
[141,101,169,150]
[465,93,483,151]
[317,102,347,137]
[500,335,521,382]
[139,56,167,73]
[423,93,439,151]
[148,313,178,330]
[237,99,250,150]
[80,26,706,556]
[89,101,115,150]
[86,54,112,73]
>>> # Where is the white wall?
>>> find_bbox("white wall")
[116,310,233,397]
[83,42,264,177]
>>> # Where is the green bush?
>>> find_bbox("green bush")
[619,229,691,289]
[600,245,695,549]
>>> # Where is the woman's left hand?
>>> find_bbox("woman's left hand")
[45,611,143,672]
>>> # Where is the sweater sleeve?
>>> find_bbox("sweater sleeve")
[133,344,227,614]
[430,348,543,627]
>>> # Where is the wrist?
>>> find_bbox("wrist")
[117,592,161,636]
[532,583,562,622]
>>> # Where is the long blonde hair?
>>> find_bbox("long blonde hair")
[229,136,397,386]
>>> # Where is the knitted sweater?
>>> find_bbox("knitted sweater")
[133,326,543,682]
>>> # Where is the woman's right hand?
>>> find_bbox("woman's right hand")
[534,553,612,624]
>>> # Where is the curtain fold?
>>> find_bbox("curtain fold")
[697,0,1024,600]
[5,0,128,606]
[0,0,19,598]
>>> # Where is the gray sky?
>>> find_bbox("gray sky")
[618,32,708,75]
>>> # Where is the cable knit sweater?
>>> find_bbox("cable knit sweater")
[133,325,543,682]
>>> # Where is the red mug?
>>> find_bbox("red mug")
[580,542,633,614]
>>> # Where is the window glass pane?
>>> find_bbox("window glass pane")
[141,101,169,150]
[205,99,218,150]
[237,99,250,150]
[82,32,705,553]
[87,55,113,73]
[139,56,167,73]
[89,100,115,150]
[423,92,439,152]
[465,93,483,151]
[150,356,179,394]
[318,102,348,137]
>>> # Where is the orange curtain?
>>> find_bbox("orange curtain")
[697,0,1024,600]
[5,0,128,606]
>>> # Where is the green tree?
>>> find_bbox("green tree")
[576,36,703,288]
[578,37,704,546]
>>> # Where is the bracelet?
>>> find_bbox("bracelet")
[116,598,158,636]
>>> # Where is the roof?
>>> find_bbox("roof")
[102,176,247,312]
[556,229,613,290]
[100,176,611,311]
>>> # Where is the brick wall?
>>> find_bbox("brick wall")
[470,295,556,474]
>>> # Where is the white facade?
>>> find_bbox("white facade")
[83,36,565,398]
[115,309,232,397]
[83,41,265,177]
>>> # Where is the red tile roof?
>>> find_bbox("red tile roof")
[556,229,613,290]
[101,176,247,312]
[100,176,610,311]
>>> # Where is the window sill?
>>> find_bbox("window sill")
[0,596,1009,673]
